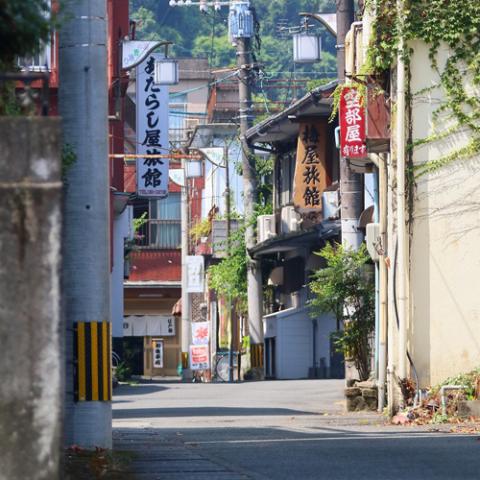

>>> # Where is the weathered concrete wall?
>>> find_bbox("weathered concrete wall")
[409,41,480,386]
[0,118,62,479]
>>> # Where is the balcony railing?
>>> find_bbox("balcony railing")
[17,42,52,72]
[135,219,181,250]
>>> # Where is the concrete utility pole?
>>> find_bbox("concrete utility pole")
[60,0,112,448]
[237,30,264,370]
[0,118,62,480]
[181,163,192,379]
[168,0,263,373]
[336,0,365,385]
[336,0,364,249]
[224,142,236,383]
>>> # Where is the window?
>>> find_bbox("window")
[17,1,52,72]
[277,152,295,208]
[149,194,181,249]
[169,93,187,145]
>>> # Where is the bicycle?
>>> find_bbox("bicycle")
[213,351,239,382]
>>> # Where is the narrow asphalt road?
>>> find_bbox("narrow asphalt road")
[112,380,480,479]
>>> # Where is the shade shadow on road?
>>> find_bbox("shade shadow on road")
[113,406,315,419]
[113,384,170,396]
[113,425,480,480]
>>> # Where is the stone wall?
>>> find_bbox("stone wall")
[0,118,63,479]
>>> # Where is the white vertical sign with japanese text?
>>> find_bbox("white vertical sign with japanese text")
[136,53,169,197]
[186,255,204,293]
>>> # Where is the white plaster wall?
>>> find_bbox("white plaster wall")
[201,140,244,218]
[276,308,313,379]
[409,41,480,386]
[111,206,132,338]
[316,313,337,369]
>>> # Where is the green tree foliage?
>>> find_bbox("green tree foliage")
[366,0,480,176]
[208,225,248,313]
[0,0,52,65]
[192,34,236,68]
[0,0,54,114]
[308,243,375,381]
[129,0,338,92]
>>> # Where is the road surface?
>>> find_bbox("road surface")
[113,380,480,479]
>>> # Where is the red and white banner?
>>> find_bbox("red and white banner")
[192,321,209,346]
[339,86,368,159]
[189,345,210,371]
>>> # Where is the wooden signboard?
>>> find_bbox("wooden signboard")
[293,121,329,212]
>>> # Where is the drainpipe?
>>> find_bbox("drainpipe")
[373,168,380,379]
[396,0,408,383]
[378,154,388,411]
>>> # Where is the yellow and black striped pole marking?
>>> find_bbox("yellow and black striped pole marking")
[251,343,264,369]
[74,322,112,402]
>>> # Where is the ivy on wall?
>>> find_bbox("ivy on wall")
[365,0,480,177]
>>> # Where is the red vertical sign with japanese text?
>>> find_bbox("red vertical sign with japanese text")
[339,87,368,159]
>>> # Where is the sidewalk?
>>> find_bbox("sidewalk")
[114,428,251,480]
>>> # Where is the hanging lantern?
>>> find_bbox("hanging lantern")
[185,160,203,178]
[154,59,179,85]
[293,33,321,63]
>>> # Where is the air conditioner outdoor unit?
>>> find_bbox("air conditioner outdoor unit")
[257,214,276,243]
[281,206,300,234]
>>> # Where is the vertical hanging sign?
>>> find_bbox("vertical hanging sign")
[293,120,329,212]
[136,53,169,197]
[339,86,368,159]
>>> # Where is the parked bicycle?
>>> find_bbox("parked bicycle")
[213,351,239,382]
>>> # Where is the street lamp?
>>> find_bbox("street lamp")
[293,32,321,63]
[292,17,322,63]
[154,59,179,85]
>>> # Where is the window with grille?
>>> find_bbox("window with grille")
[149,194,181,249]
[169,93,187,144]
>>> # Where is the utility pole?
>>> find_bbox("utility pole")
[60,0,112,448]
[169,0,263,374]
[336,0,364,385]
[181,162,192,380]
[336,0,364,250]
[224,142,236,383]
[235,8,264,374]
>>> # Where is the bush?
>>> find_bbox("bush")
[114,361,132,382]
[309,243,375,381]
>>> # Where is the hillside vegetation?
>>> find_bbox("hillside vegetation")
[131,0,338,102]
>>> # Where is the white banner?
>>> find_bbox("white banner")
[192,321,209,346]
[136,52,169,197]
[123,315,175,337]
[186,255,205,293]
